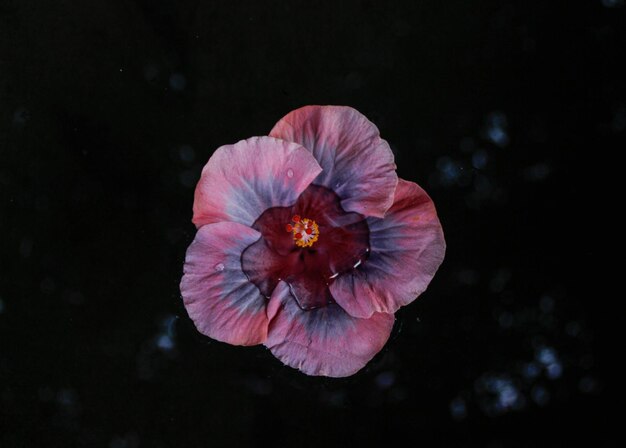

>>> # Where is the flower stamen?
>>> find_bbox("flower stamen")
[286,215,319,248]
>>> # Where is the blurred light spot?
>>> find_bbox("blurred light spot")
[498,311,513,328]
[522,362,540,379]
[537,346,557,365]
[20,236,34,258]
[472,149,488,169]
[450,397,467,420]
[475,374,523,415]
[602,0,624,8]
[489,268,511,293]
[546,362,563,379]
[156,315,177,352]
[524,162,551,181]
[57,388,78,408]
[498,383,518,408]
[178,145,195,163]
[375,371,396,389]
[539,295,555,313]
[485,112,509,147]
[565,321,581,337]
[0,298,4,314]
[579,376,599,393]
[531,385,550,406]
[612,106,626,132]
[137,315,179,379]
[169,73,186,91]
[156,334,174,351]
[143,64,159,83]
[457,268,479,285]
[13,107,30,127]
[536,347,564,379]
[436,156,462,185]
[179,169,198,188]
[162,315,177,337]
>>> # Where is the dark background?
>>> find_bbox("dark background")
[0,1,621,446]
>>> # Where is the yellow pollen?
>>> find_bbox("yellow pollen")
[287,216,319,248]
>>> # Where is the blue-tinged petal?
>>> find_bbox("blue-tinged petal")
[265,282,395,377]
[270,106,398,218]
[330,179,446,319]
[193,136,322,228]
[180,222,268,346]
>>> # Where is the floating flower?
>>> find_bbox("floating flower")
[181,106,445,377]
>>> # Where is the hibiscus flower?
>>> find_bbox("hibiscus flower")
[181,106,445,377]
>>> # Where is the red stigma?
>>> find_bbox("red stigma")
[285,215,320,248]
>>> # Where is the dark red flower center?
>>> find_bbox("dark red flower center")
[241,184,370,310]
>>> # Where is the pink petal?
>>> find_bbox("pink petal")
[265,282,395,377]
[269,106,398,218]
[192,136,322,228]
[330,179,446,319]
[180,222,269,346]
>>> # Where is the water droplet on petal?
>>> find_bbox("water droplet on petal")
[287,168,294,178]
[214,263,225,272]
